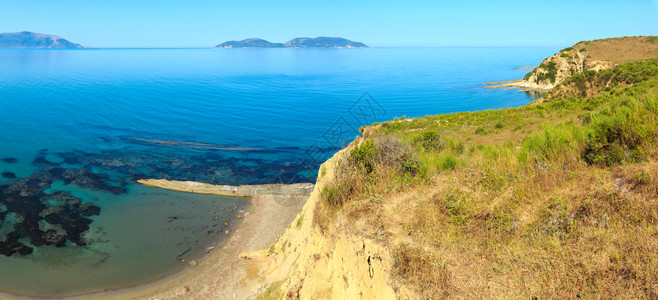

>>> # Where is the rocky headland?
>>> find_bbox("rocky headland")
[0,31,83,49]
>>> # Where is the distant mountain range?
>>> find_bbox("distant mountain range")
[216,37,368,48]
[0,31,83,49]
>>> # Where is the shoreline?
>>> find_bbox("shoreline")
[0,181,312,300]
[483,78,551,93]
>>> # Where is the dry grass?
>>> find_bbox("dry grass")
[579,36,658,63]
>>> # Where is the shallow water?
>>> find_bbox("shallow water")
[0,184,245,296]
[0,47,556,296]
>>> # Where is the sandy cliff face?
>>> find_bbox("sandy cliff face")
[522,47,612,90]
[255,146,408,299]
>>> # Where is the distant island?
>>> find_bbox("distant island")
[215,36,368,48]
[0,31,83,49]
[216,38,284,48]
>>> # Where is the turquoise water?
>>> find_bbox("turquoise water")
[0,47,555,296]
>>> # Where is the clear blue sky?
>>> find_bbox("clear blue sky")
[1,0,657,48]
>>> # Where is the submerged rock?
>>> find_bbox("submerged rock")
[1,172,16,179]
[0,176,102,256]
[1,157,18,164]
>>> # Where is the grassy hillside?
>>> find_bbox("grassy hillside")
[316,58,658,298]
[523,36,658,89]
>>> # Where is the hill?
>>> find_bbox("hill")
[215,38,284,48]
[0,31,83,49]
[485,36,658,95]
[524,36,658,90]
[214,36,368,48]
[284,37,368,48]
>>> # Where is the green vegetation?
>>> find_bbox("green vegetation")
[523,68,536,80]
[547,57,658,99]
[317,58,658,298]
[255,280,284,300]
[560,53,573,59]
[535,61,558,84]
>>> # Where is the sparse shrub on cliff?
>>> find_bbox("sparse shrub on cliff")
[350,139,377,174]
[536,61,558,84]
[545,57,658,100]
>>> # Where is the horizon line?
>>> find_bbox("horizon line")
[0,45,564,50]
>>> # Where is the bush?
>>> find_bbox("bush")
[536,61,558,84]
[583,96,658,166]
[351,139,377,173]
[441,155,457,171]
[411,130,442,151]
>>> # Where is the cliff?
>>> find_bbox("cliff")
[0,31,83,49]
[254,145,411,299]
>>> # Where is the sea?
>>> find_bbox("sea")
[0,47,555,296]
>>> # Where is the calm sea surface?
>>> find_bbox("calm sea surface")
[0,47,555,296]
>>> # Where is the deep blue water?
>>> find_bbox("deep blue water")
[0,47,555,296]
[0,48,553,184]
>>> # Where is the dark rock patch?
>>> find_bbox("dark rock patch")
[1,172,16,179]
[0,179,101,256]
[1,158,18,164]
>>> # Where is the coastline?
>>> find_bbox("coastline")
[0,181,311,300]
[482,79,551,93]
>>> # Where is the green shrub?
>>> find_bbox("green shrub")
[411,130,442,150]
[443,191,470,225]
[583,96,658,166]
[351,139,377,173]
[322,184,342,207]
[536,61,558,84]
[441,155,457,171]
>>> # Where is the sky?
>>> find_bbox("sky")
[1,0,657,48]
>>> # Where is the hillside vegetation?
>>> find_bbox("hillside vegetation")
[523,36,658,90]
[311,58,658,298]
